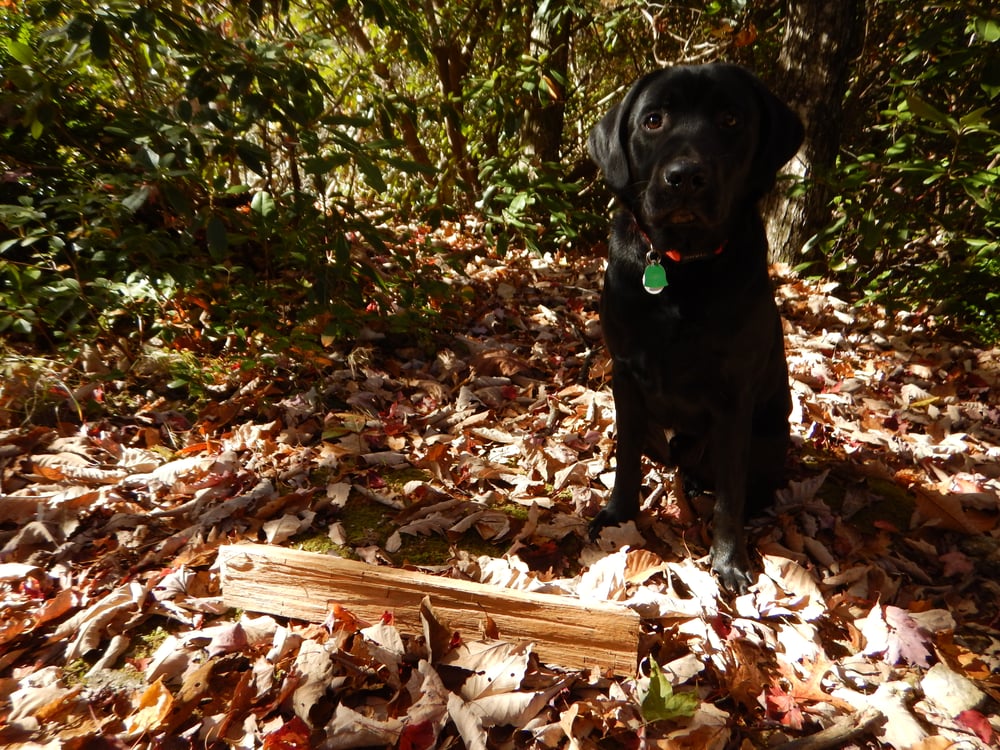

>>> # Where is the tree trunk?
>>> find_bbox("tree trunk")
[336,9,435,179]
[522,2,571,167]
[432,41,481,192]
[762,0,866,263]
[426,0,494,195]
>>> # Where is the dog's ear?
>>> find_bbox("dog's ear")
[587,100,631,194]
[588,73,657,197]
[746,73,805,199]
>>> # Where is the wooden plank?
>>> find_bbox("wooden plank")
[218,543,640,673]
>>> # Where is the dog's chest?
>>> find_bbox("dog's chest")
[601,267,774,403]
[632,322,724,392]
[609,294,729,387]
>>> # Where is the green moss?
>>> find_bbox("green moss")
[816,470,917,532]
[63,659,91,687]
[457,533,508,559]
[133,624,170,659]
[308,466,337,486]
[382,467,433,494]
[295,532,338,554]
[333,492,517,565]
[397,534,453,566]
[395,530,507,566]
[340,498,395,547]
[494,502,531,521]
[849,477,916,532]
[293,532,357,559]
[816,478,848,512]
[64,659,146,692]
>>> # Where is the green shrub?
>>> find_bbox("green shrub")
[0,0,401,345]
[813,4,1000,341]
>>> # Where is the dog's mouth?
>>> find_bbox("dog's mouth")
[665,244,726,263]
[666,209,698,225]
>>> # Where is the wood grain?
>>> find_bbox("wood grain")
[218,543,640,672]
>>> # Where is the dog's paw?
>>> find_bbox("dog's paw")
[588,508,630,540]
[679,472,707,498]
[710,547,754,594]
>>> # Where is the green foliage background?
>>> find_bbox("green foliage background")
[1,0,998,349]
[813,1,1000,341]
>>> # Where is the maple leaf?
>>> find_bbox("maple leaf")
[398,719,437,750]
[861,603,933,668]
[884,605,934,668]
[263,716,312,750]
[956,709,994,744]
[764,683,805,729]
[775,653,855,718]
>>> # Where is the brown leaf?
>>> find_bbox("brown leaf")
[289,639,334,726]
[913,486,996,533]
[725,638,772,711]
[471,349,532,377]
[419,596,454,663]
[263,716,312,750]
[31,453,127,484]
[124,677,175,736]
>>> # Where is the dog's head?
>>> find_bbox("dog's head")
[588,64,804,258]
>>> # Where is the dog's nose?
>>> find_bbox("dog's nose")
[664,160,707,193]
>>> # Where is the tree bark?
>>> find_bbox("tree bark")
[432,41,481,191]
[336,9,435,179]
[426,0,493,193]
[762,0,866,262]
[521,2,571,167]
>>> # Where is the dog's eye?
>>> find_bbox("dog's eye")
[720,112,739,128]
[642,112,665,131]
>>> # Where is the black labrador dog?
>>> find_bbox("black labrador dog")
[588,63,804,592]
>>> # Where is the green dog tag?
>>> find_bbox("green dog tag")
[643,261,667,294]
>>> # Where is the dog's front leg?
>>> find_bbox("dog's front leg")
[708,408,754,592]
[590,365,645,536]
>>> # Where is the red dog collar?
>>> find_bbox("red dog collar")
[630,215,725,264]
[630,216,725,294]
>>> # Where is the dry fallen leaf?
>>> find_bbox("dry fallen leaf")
[123,677,175,737]
[2,243,999,750]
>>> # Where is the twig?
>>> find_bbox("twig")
[771,708,886,750]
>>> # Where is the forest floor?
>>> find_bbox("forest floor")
[1,220,1000,749]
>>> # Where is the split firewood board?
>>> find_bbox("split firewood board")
[218,543,641,673]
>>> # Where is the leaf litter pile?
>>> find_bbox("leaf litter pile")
[2,222,1000,749]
